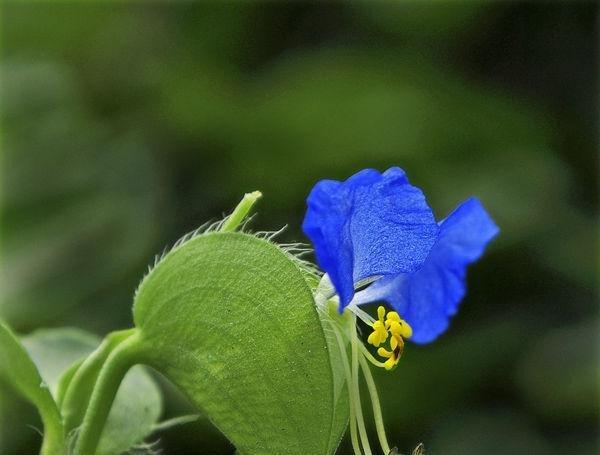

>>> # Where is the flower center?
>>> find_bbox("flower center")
[367,306,412,370]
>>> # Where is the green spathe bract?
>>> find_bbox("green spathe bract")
[1,194,348,455]
[131,232,345,455]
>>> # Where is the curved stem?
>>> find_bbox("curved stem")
[73,331,141,455]
[359,355,391,454]
[61,329,135,435]
[351,318,372,455]
[38,396,65,455]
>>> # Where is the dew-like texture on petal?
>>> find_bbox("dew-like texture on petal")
[302,167,439,310]
[358,197,499,343]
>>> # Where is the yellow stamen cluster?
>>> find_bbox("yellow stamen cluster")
[367,306,412,370]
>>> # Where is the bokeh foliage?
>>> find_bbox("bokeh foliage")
[1,2,597,454]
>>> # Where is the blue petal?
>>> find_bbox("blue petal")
[356,197,499,343]
[302,167,439,310]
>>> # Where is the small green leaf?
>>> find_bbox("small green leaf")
[0,321,64,454]
[22,327,162,455]
[132,232,344,455]
[21,328,98,399]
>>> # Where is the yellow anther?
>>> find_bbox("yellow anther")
[385,311,401,325]
[390,333,405,351]
[383,357,397,371]
[367,320,388,347]
[367,306,389,347]
[377,305,386,322]
[377,347,393,358]
[390,334,398,351]
[388,320,413,339]
[377,346,402,371]
[368,306,410,371]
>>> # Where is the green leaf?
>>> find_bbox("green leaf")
[22,327,162,455]
[21,328,98,399]
[0,321,64,454]
[131,232,345,455]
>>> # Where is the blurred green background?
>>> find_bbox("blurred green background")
[1,2,598,454]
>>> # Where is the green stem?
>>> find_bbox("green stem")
[359,355,391,455]
[331,320,362,455]
[61,329,135,435]
[351,317,372,455]
[73,332,141,455]
[220,191,262,232]
[38,396,65,455]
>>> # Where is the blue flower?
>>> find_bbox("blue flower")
[303,167,499,344]
[302,167,439,310]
